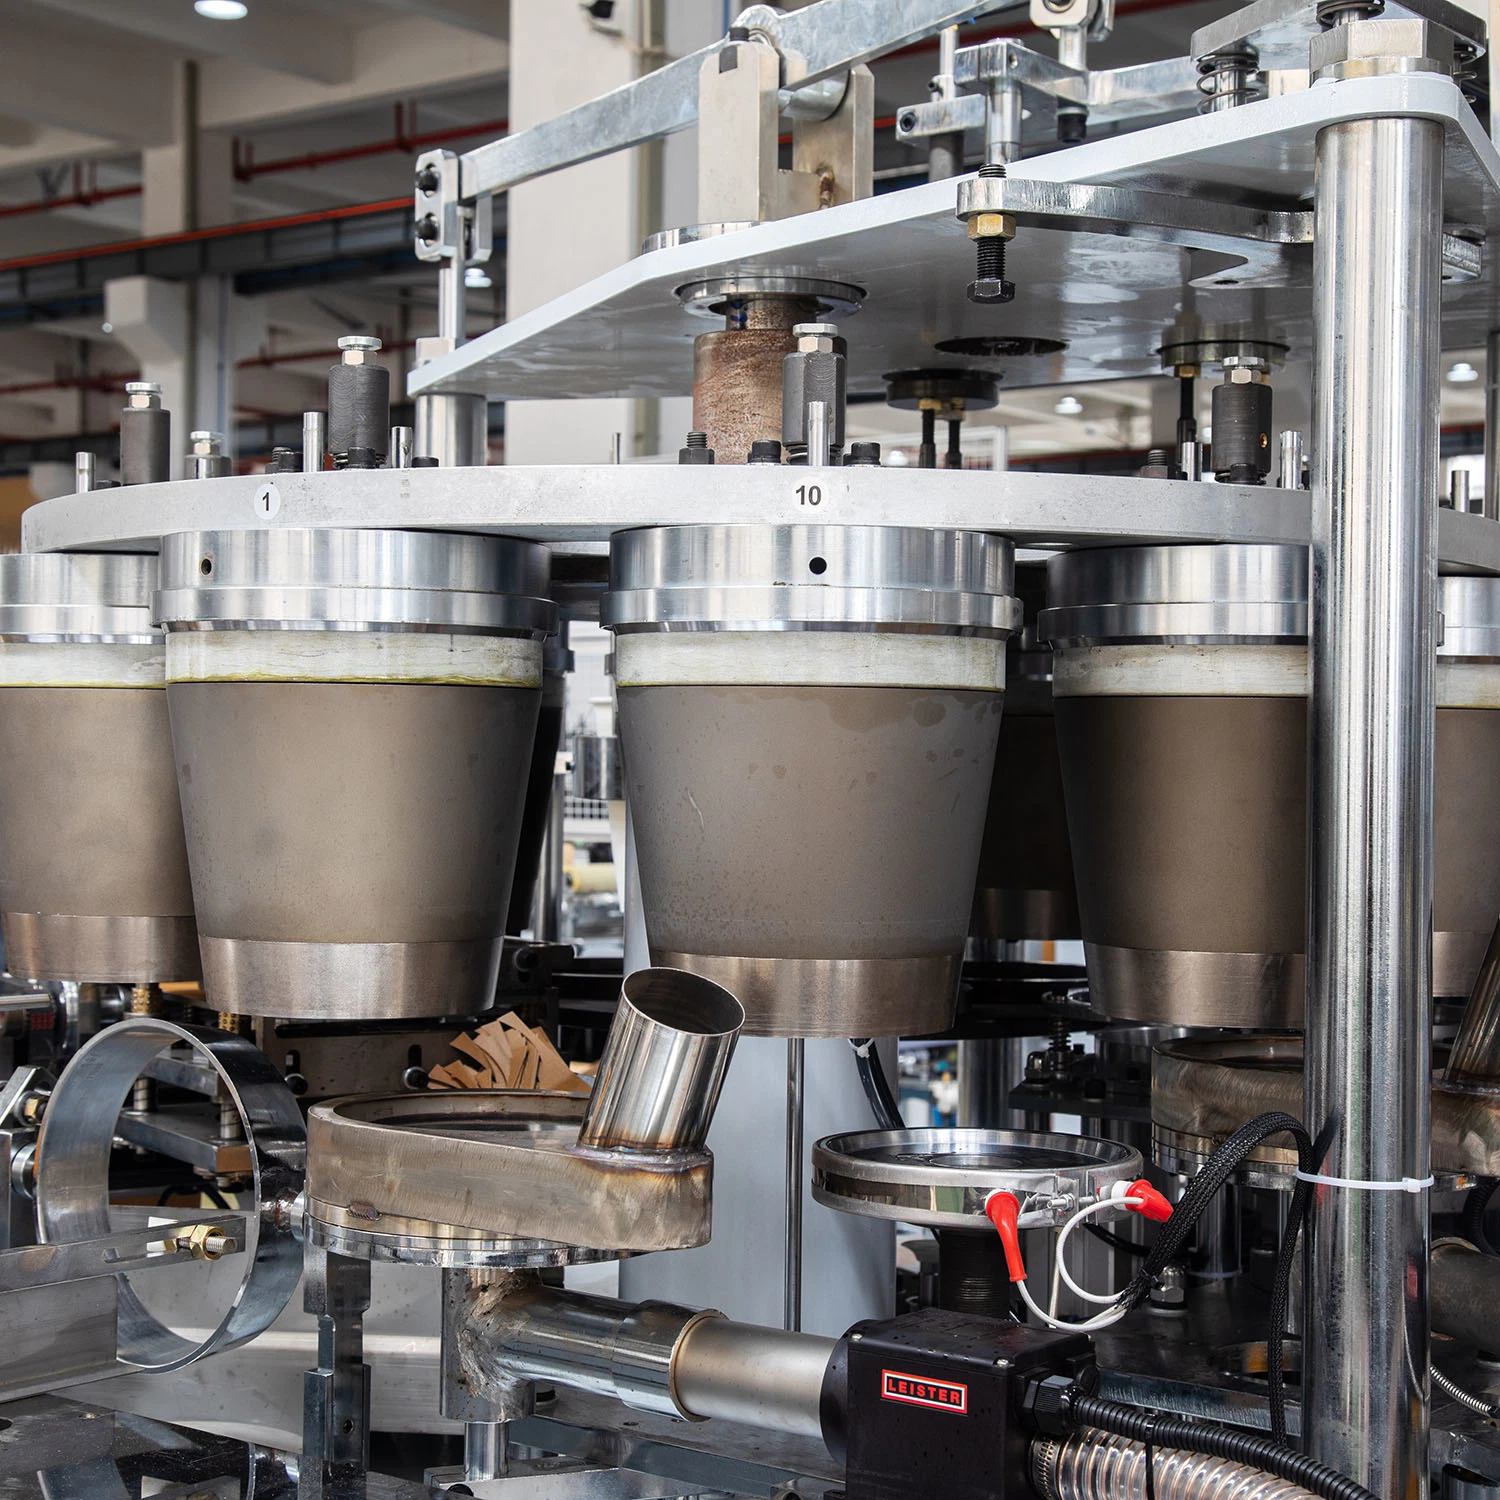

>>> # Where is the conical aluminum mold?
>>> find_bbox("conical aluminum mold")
[0,553,198,983]
[602,524,1020,1038]
[155,528,555,1019]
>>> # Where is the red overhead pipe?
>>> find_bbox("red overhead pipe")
[234,104,510,182]
[0,373,137,398]
[0,160,143,222]
[0,196,412,277]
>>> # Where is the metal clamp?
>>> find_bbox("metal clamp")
[35,1017,306,1372]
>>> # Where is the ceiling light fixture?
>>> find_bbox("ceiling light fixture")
[195,1,249,19]
[1448,360,1481,384]
[1054,394,1083,415]
[464,267,492,289]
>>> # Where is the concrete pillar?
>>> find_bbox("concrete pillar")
[503,0,709,462]
[141,61,234,238]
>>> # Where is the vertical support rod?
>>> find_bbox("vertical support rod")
[1305,112,1442,1500]
[784,1036,805,1333]
[438,260,466,346]
[928,26,964,182]
[300,1245,372,1500]
[1486,329,1500,521]
[533,759,567,943]
[985,81,1023,165]
[464,1420,508,1482]
[302,411,326,474]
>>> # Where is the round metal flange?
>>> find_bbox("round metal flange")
[674,274,866,320]
[882,368,1002,415]
[34,1016,305,1373]
[1040,543,1308,647]
[811,1126,1142,1230]
[307,1201,627,1269]
[154,528,555,638]
[0,553,161,643]
[602,524,1020,637]
[1157,333,1289,373]
[1440,575,1500,660]
[641,222,757,256]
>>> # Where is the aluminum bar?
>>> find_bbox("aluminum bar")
[1304,105,1443,1499]
[785,1037,805,1334]
[1486,329,1500,521]
[457,0,1016,200]
[0,1214,246,1292]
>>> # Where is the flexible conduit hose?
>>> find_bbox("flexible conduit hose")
[1064,1395,1378,1500]
[1432,1363,1500,1418]
[1033,1431,1319,1500]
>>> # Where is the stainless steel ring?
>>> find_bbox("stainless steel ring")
[1040,543,1307,647]
[673,274,866,319]
[1440,576,1500,660]
[0,553,161,642]
[154,529,556,637]
[811,1126,1141,1230]
[34,1017,306,1373]
[602,524,1019,636]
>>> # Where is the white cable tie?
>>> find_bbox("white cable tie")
[851,1039,872,1059]
[1293,1170,1434,1193]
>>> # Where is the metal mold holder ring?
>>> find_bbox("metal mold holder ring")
[34,1016,305,1372]
[811,1126,1142,1229]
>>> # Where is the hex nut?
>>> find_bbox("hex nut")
[168,1223,239,1261]
[967,277,1016,305]
[1308,16,1454,80]
[967,212,1016,241]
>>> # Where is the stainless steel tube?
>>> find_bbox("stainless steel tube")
[1447,917,1500,1088]
[457,1279,706,1418]
[1431,1239,1500,1347]
[576,967,744,1152]
[302,411,326,473]
[986,80,1023,165]
[464,1421,506,1481]
[438,260,466,345]
[1305,110,1442,1498]
[785,1036,805,1332]
[1487,330,1500,521]
[452,1277,833,1439]
[673,1316,835,1440]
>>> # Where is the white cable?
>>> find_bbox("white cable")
[1017,1275,1132,1333]
[1056,1197,1143,1305]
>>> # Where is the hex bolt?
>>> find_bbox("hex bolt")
[747,438,783,465]
[416,214,440,244]
[967,164,1015,305]
[415,166,441,194]
[679,430,715,465]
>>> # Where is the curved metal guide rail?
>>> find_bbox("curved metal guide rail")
[305,1090,714,1264]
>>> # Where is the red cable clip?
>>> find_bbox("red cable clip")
[1125,1179,1173,1223]
[984,1190,1028,1282]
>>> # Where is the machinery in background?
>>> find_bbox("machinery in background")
[1,0,1500,1496]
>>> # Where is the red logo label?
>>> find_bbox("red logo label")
[880,1369,969,1413]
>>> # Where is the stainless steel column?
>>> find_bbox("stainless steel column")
[785,1037,805,1333]
[1305,109,1442,1497]
[1486,329,1500,521]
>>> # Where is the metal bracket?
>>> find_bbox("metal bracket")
[894,44,1202,145]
